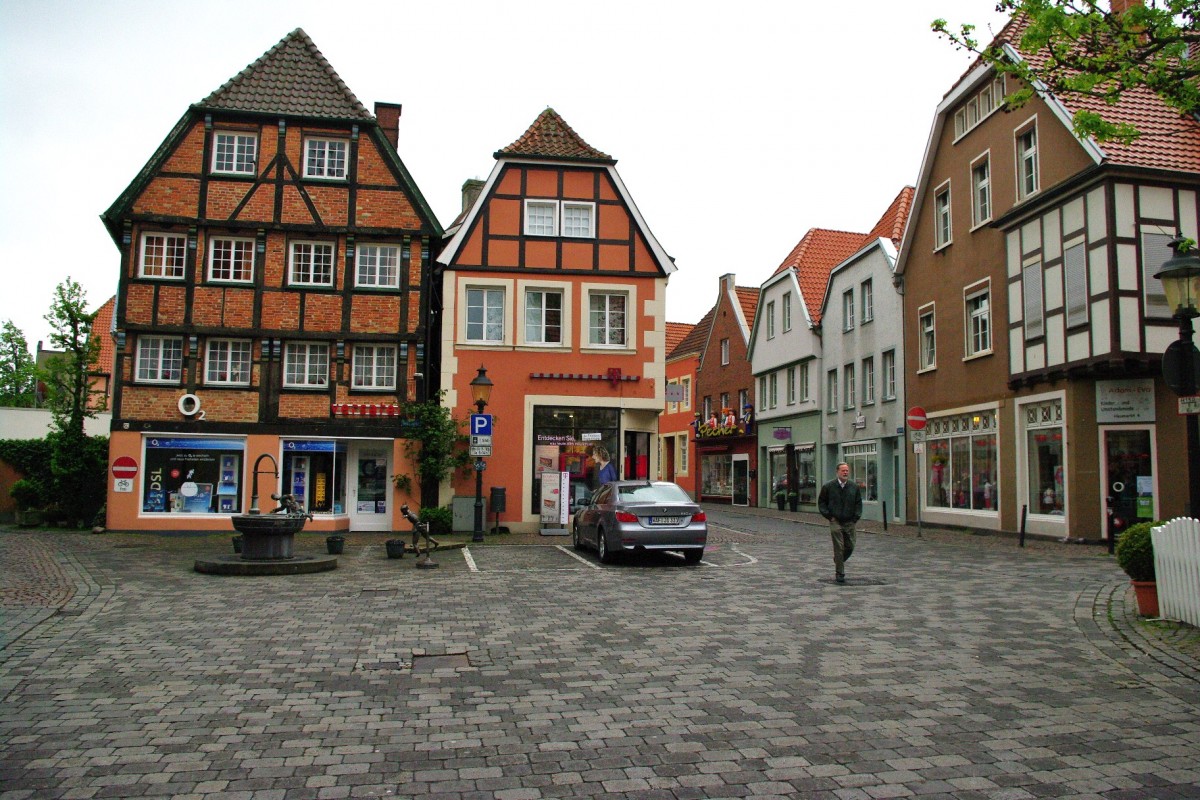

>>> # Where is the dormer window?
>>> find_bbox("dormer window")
[304,138,347,180]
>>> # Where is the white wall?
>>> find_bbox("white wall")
[0,407,112,440]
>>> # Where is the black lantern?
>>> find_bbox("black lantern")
[469,366,494,542]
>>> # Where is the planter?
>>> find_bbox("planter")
[385,539,406,559]
[14,509,43,528]
[775,498,786,511]
[232,535,243,554]
[1131,580,1160,618]
[326,536,345,555]
[788,498,799,512]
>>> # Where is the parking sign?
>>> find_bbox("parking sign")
[470,414,493,436]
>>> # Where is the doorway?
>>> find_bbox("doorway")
[349,442,391,531]
[1101,427,1156,545]
[623,431,651,479]
[732,454,749,506]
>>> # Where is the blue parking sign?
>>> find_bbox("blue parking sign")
[471,414,493,436]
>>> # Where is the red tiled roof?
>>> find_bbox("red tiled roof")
[496,108,614,163]
[670,307,715,359]
[866,186,914,248]
[735,286,759,330]
[981,13,1200,173]
[665,322,694,354]
[199,29,373,121]
[772,228,869,324]
[90,296,115,378]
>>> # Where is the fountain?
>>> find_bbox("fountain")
[194,454,338,575]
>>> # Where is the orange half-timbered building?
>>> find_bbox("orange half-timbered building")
[101,29,441,533]
[436,109,675,533]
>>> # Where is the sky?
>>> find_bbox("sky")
[0,0,1011,350]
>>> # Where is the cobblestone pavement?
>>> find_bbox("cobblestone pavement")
[1,513,1198,800]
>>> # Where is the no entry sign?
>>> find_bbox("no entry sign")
[111,456,139,479]
[907,406,928,431]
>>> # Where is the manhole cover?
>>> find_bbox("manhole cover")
[819,577,887,586]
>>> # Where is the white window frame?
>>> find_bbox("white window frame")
[467,287,507,343]
[971,152,992,227]
[205,338,252,386]
[800,362,810,402]
[678,434,689,474]
[587,290,628,348]
[212,131,257,175]
[721,338,730,365]
[919,303,937,372]
[843,289,855,331]
[523,287,566,346]
[766,301,776,339]
[782,292,793,332]
[139,232,187,280]
[768,372,778,409]
[862,356,875,405]
[303,137,348,180]
[524,200,558,236]
[208,236,255,283]
[681,377,691,411]
[355,244,400,289]
[827,369,838,413]
[964,280,992,358]
[861,279,874,324]
[1023,259,1044,340]
[289,241,334,287]
[352,344,397,390]
[561,202,595,238]
[882,349,897,400]
[786,366,796,405]
[844,363,856,409]
[1064,239,1089,328]
[954,77,1005,141]
[283,342,330,388]
[1016,120,1039,201]
[1141,226,1176,319]
[934,181,953,250]
[136,335,183,384]
[757,377,767,411]
[739,389,749,417]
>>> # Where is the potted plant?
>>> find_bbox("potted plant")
[326,535,345,554]
[10,478,44,527]
[1115,519,1163,617]
[788,490,799,512]
[772,478,788,511]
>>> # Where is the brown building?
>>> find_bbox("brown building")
[896,13,1198,542]
[100,29,441,533]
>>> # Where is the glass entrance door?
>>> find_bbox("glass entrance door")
[1102,428,1156,544]
[349,443,390,531]
[732,455,749,506]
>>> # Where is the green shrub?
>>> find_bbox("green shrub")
[419,505,453,536]
[9,478,43,511]
[1115,520,1164,582]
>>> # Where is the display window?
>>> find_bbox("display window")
[701,454,732,498]
[141,437,245,514]
[926,410,998,512]
[796,444,816,504]
[530,406,619,515]
[1022,399,1064,515]
[842,442,879,502]
[282,440,348,514]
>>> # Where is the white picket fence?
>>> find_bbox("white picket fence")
[1151,517,1200,627]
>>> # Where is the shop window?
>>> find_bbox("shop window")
[842,442,878,502]
[925,410,998,512]
[141,437,244,514]
[530,405,619,515]
[1023,399,1064,515]
[282,441,348,515]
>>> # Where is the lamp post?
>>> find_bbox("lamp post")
[1154,236,1200,518]
[469,366,494,543]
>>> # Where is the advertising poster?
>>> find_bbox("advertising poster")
[141,437,244,514]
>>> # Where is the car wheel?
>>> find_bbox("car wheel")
[597,528,613,564]
[683,548,703,565]
[572,522,584,551]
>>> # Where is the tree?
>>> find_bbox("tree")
[934,0,1200,143]
[0,321,37,407]
[41,278,101,436]
[41,279,106,525]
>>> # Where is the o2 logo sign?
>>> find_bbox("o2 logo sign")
[178,394,206,420]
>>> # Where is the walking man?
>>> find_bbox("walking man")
[818,462,862,584]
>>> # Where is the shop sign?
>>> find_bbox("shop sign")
[772,427,791,440]
[1096,379,1155,423]
[1179,395,1200,415]
[581,432,602,441]
[537,434,577,444]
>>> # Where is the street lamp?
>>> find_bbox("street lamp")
[1154,236,1200,517]
[469,366,494,542]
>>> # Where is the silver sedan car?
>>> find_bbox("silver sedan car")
[572,480,707,564]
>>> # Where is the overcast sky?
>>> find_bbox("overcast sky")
[0,0,1010,350]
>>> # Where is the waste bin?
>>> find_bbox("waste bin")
[489,486,506,513]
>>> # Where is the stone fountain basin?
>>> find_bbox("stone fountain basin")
[232,513,308,560]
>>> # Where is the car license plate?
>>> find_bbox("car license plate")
[650,516,683,525]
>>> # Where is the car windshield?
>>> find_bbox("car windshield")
[616,483,691,504]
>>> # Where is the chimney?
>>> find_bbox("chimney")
[374,102,402,147]
[461,178,485,213]
[1109,0,1141,13]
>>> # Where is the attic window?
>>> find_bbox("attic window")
[304,138,347,180]
[953,77,1005,141]
[212,132,257,175]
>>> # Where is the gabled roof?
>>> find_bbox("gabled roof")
[865,186,914,249]
[772,228,868,324]
[495,108,614,164]
[665,322,694,354]
[669,307,715,360]
[90,296,116,378]
[197,28,373,121]
[735,286,759,333]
